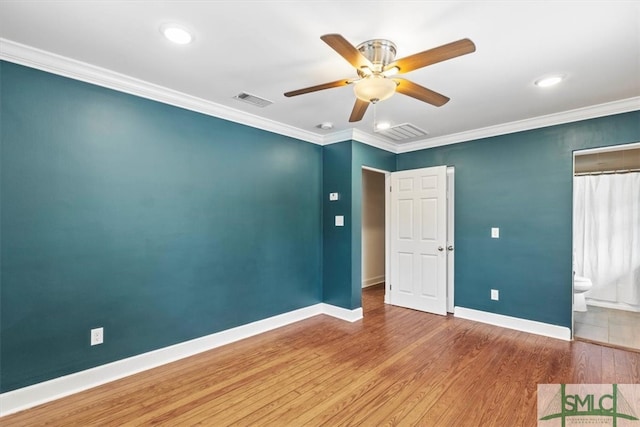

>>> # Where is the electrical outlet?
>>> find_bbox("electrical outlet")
[491,289,499,301]
[491,227,500,238]
[91,327,104,346]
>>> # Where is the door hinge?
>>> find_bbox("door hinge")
[389,283,392,290]
[389,186,392,192]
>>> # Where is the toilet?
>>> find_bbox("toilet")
[573,275,593,312]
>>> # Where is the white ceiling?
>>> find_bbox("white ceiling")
[1,1,639,151]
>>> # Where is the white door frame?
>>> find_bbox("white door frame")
[361,166,389,290]
[571,141,640,337]
[446,167,455,313]
[361,166,391,303]
[385,170,391,304]
[360,165,455,309]
[383,166,455,310]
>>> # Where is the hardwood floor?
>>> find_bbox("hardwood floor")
[3,284,640,426]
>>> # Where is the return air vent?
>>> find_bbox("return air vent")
[375,123,428,143]
[233,92,273,108]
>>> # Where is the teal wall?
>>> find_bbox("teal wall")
[322,141,352,307]
[397,111,640,328]
[2,57,638,395]
[322,141,395,309]
[0,61,322,392]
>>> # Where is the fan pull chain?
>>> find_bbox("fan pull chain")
[373,101,377,132]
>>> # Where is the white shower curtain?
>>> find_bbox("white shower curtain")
[573,172,640,306]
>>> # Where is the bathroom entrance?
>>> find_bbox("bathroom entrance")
[572,142,640,349]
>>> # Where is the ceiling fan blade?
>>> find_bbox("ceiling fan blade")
[321,34,373,70]
[386,38,476,74]
[349,99,369,122]
[284,79,350,97]
[394,78,450,107]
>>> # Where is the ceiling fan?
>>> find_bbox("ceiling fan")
[284,34,476,122]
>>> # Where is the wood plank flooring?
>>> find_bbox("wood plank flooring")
[3,284,639,426]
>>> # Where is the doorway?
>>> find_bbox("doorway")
[361,165,456,315]
[572,142,640,349]
[361,167,387,309]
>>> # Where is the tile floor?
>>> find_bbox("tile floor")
[574,305,640,350]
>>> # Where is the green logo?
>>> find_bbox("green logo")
[539,384,639,426]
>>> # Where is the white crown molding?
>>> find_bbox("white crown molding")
[454,306,571,341]
[321,129,353,145]
[321,129,400,153]
[0,38,324,146]
[0,302,362,417]
[324,97,639,153]
[351,129,400,153]
[396,97,640,153]
[1,38,637,155]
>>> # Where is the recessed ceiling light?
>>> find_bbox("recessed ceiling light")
[161,24,193,45]
[535,75,564,88]
[375,121,391,131]
[317,122,333,130]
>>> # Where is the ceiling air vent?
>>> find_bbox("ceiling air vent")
[233,92,273,108]
[375,123,429,143]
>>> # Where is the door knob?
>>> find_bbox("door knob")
[447,245,454,251]
[438,246,444,252]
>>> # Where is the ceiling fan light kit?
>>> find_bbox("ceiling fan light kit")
[355,39,397,75]
[284,33,476,123]
[353,75,396,103]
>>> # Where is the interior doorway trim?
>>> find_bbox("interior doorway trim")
[571,140,640,339]
[361,166,391,304]
[384,166,455,312]
[446,166,455,313]
[573,141,640,157]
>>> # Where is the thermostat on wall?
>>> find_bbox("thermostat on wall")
[329,192,339,201]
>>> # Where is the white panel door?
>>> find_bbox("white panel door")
[390,166,447,315]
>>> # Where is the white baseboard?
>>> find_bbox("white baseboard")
[362,275,385,288]
[586,299,640,313]
[320,303,363,322]
[0,302,361,417]
[454,306,571,341]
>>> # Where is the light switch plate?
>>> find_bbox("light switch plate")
[491,227,500,238]
[491,289,499,301]
[329,192,339,201]
[335,215,344,226]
